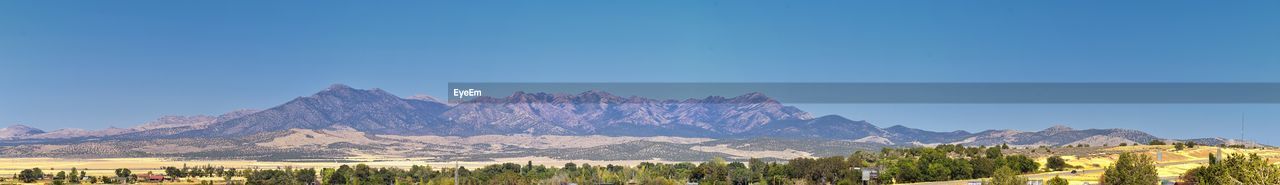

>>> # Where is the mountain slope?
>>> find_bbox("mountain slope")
[739,115,885,140]
[0,125,44,139]
[200,84,457,136]
[944,126,1161,147]
[883,125,972,144]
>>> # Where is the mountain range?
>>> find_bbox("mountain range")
[0,84,1262,159]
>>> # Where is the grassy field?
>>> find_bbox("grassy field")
[895,146,1280,185]
[0,156,700,182]
[2,146,1277,185]
[1026,146,1280,184]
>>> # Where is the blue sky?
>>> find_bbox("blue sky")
[2,1,1279,143]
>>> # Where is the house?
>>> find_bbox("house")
[136,174,168,182]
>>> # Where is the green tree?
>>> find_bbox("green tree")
[1181,153,1280,184]
[296,168,318,184]
[1001,155,1040,173]
[984,167,1026,185]
[971,158,996,178]
[19,168,40,183]
[69,167,79,183]
[115,168,132,184]
[224,168,236,185]
[246,169,292,185]
[925,163,951,181]
[563,162,577,171]
[487,172,526,185]
[329,165,351,185]
[166,166,183,179]
[1100,153,1157,185]
[747,158,767,174]
[1148,140,1166,145]
[1047,175,1068,185]
[1045,156,1070,171]
[53,171,67,185]
[985,147,1003,159]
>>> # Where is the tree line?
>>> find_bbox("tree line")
[7,145,1277,185]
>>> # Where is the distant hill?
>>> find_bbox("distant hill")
[0,125,44,139]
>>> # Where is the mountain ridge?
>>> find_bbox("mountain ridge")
[1,84,1260,148]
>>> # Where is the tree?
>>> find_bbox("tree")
[1047,175,1068,185]
[847,151,874,168]
[70,167,80,183]
[925,163,951,181]
[296,168,318,184]
[524,161,533,174]
[224,168,236,185]
[166,166,183,179]
[971,158,996,178]
[19,168,40,183]
[1181,153,1280,184]
[245,169,291,185]
[984,167,1026,185]
[329,165,351,185]
[563,162,577,171]
[1001,155,1040,173]
[1101,153,1157,185]
[1045,156,1070,171]
[54,171,67,185]
[1148,140,1166,145]
[985,147,1003,159]
[1175,142,1186,150]
[115,168,132,184]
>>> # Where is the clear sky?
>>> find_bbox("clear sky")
[2,1,1279,144]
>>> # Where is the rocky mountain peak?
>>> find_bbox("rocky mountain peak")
[325,83,354,91]
[731,92,774,103]
[1042,125,1074,133]
[406,94,441,102]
